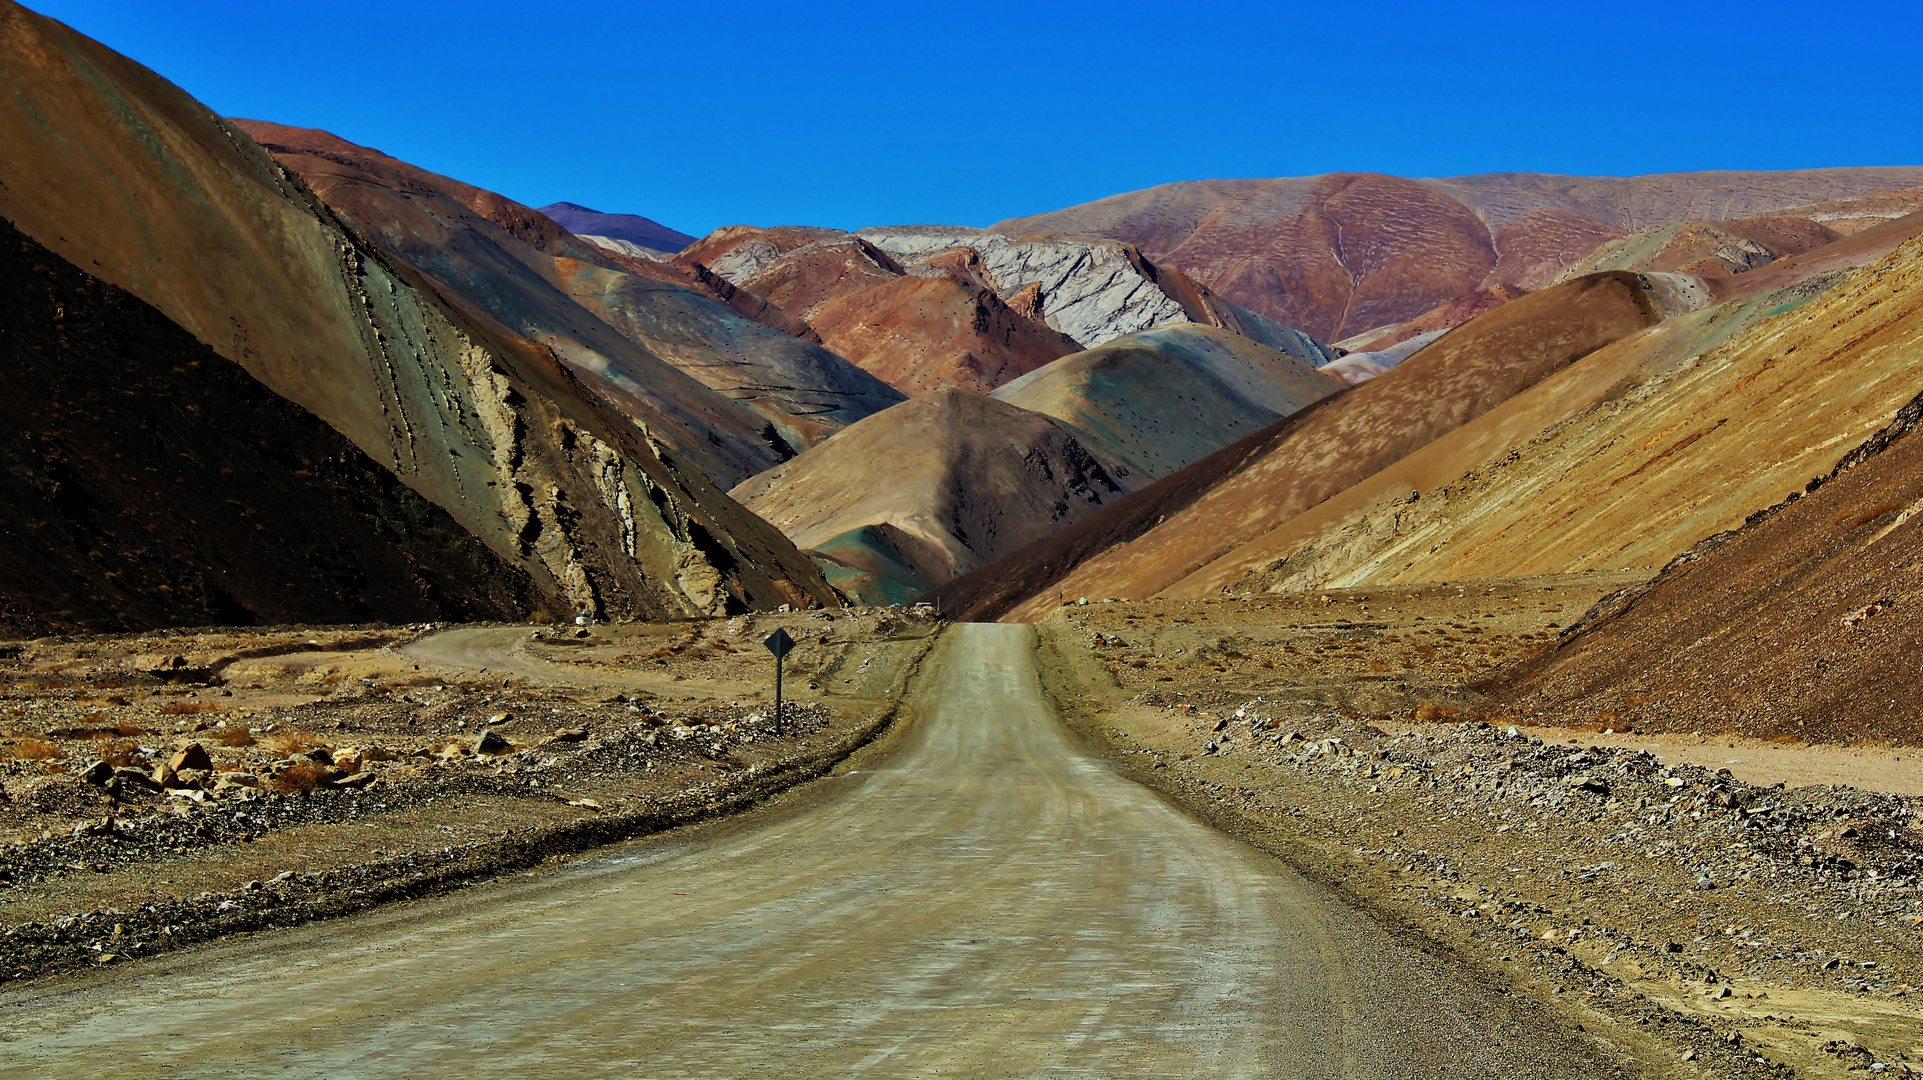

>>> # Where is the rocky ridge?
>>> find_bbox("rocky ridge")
[0,2,840,621]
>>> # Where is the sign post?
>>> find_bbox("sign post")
[763,628,796,733]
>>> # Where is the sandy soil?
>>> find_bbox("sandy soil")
[1,625,1615,1078]
[0,609,938,982]
[1036,578,1923,1079]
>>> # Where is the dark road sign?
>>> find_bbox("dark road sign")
[764,628,796,732]
[763,628,796,659]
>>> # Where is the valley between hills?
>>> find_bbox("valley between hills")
[2,0,1923,1074]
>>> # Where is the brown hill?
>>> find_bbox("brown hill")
[0,0,835,620]
[807,265,1082,395]
[927,273,1669,620]
[232,122,902,465]
[731,390,1128,599]
[994,168,1923,341]
[1479,388,1923,747]
[735,235,905,318]
[1344,285,1528,352]
[0,217,530,635]
[1201,239,1923,609]
[1555,216,1841,282]
[990,324,1343,483]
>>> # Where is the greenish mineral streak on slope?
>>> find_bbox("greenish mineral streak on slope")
[993,324,1345,482]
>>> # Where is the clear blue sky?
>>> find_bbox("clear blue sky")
[28,0,1923,236]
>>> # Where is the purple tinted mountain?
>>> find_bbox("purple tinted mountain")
[995,169,1923,341]
[235,122,902,468]
[539,202,696,254]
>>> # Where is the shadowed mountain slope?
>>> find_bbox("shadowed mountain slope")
[994,169,1923,341]
[1480,388,1923,747]
[0,219,534,635]
[233,122,901,464]
[927,272,1669,620]
[0,1,836,619]
[538,202,695,254]
[731,390,1129,599]
[990,325,1344,483]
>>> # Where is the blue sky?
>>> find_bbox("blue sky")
[28,0,1923,236]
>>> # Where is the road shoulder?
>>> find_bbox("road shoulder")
[1031,589,1923,1080]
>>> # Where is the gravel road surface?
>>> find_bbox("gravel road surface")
[0,624,1612,1078]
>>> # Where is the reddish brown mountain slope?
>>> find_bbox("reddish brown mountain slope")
[995,168,1923,341]
[232,122,901,464]
[1480,390,1923,746]
[732,389,1128,598]
[928,273,1666,620]
[808,267,1082,395]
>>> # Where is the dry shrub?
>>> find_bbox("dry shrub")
[8,738,66,760]
[272,762,330,793]
[260,730,323,756]
[98,739,140,767]
[211,728,255,747]
[1837,500,1909,529]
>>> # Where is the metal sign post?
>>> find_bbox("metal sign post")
[763,628,796,733]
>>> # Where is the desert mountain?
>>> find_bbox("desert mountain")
[539,201,695,255]
[1317,329,1451,386]
[730,390,1128,603]
[929,272,1678,620]
[1480,387,1923,747]
[232,122,903,466]
[1201,239,1923,598]
[0,0,837,621]
[938,227,1923,632]
[679,224,1329,395]
[1552,215,1841,282]
[993,169,1923,341]
[991,325,1343,483]
[0,217,531,635]
[1339,285,1528,352]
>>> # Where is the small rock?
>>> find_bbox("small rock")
[169,743,214,773]
[109,767,162,794]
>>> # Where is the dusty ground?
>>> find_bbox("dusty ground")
[1,624,1620,1078]
[1037,576,1923,1079]
[0,607,939,982]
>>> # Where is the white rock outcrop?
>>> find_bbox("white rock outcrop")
[858,227,1192,348]
[579,235,667,260]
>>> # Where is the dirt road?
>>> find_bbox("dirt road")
[0,624,1612,1078]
